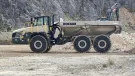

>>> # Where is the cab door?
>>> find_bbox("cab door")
[42,17,49,33]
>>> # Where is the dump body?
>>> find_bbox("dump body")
[60,21,121,37]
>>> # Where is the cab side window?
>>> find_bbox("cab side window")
[37,18,43,26]
[44,17,48,25]
[32,17,49,26]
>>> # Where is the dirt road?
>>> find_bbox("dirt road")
[0,45,134,76]
[0,33,134,76]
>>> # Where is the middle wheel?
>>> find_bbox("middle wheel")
[73,36,91,53]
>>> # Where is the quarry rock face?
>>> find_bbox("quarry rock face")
[0,0,134,28]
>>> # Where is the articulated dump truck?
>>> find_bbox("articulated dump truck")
[12,15,122,53]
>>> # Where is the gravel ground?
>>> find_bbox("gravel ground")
[0,46,134,76]
[0,33,135,76]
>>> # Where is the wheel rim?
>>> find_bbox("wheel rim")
[78,40,87,49]
[34,40,43,49]
[98,40,107,49]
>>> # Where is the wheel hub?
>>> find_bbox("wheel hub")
[34,40,42,49]
[78,40,87,48]
[98,40,107,49]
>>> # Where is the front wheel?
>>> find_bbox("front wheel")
[93,35,111,53]
[30,35,49,53]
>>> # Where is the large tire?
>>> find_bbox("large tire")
[73,36,91,53]
[93,35,111,53]
[30,35,49,53]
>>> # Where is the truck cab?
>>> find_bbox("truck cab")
[12,15,58,44]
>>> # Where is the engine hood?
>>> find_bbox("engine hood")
[13,27,31,33]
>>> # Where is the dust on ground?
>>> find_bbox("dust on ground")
[0,32,135,76]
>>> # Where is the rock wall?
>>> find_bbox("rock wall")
[0,0,135,29]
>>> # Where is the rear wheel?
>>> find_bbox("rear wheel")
[30,35,49,53]
[93,35,111,53]
[73,36,91,53]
